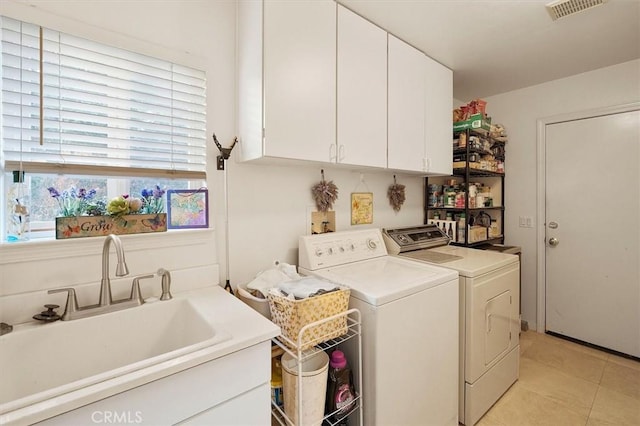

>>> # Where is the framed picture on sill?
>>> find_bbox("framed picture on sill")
[167,189,209,229]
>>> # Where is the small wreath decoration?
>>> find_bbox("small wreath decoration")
[387,175,406,212]
[311,169,339,212]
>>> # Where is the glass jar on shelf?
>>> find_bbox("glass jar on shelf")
[457,213,466,243]
[445,189,456,208]
[6,171,30,242]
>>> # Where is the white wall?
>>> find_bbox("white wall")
[0,0,426,325]
[483,59,640,329]
[226,161,425,286]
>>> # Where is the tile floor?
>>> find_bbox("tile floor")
[477,330,640,426]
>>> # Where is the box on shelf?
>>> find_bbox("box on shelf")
[468,226,488,243]
[453,113,491,133]
[453,153,480,163]
[268,288,350,350]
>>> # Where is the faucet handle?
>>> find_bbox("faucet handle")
[157,268,172,301]
[48,288,79,321]
[130,274,154,305]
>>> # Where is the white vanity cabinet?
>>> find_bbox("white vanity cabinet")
[336,5,387,168]
[387,34,427,173]
[39,342,272,426]
[238,0,336,163]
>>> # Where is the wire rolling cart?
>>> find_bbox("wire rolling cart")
[271,308,363,426]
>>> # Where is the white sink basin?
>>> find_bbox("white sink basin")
[0,297,231,413]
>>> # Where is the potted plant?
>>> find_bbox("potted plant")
[49,186,167,239]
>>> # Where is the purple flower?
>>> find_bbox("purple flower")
[140,185,165,214]
[47,186,100,216]
[152,185,165,199]
[47,187,61,198]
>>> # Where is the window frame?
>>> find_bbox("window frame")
[1,15,209,243]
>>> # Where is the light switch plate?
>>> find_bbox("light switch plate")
[519,216,534,228]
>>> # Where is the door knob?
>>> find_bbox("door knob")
[548,237,559,247]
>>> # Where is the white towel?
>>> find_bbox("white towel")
[246,262,300,298]
[277,276,339,299]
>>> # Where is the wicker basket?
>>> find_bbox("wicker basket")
[268,288,350,350]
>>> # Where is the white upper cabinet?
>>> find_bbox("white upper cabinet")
[424,56,453,175]
[388,34,453,175]
[336,5,387,168]
[237,0,336,163]
[238,1,453,175]
[387,34,426,173]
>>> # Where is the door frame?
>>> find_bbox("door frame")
[535,102,640,333]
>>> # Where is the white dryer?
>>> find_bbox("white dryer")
[383,225,520,426]
[299,228,459,426]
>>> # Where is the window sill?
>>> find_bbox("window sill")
[0,228,215,265]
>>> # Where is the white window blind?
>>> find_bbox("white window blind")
[1,16,207,179]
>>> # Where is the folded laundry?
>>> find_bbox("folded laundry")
[246,262,300,297]
[277,276,339,300]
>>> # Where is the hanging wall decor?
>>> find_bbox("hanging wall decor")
[351,174,373,225]
[311,169,339,212]
[351,192,373,225]
[388,175,406,212]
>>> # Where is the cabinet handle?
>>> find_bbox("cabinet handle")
[338,145,345,162]
[423,158,430,172]
[329,144,336,161]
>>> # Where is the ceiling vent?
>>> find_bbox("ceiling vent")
[546,0,609,21]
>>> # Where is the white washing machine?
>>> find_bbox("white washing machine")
[382,225,520,426]
[298,228,459,426]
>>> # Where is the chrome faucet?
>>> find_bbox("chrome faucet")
[48,234,154,321]
[99,234,130,306]
[157,268,173,301]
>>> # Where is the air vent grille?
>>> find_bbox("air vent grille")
[546,0,609,21]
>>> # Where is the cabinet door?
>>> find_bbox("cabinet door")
[388,34,426,172]
[424,56,453,175]
[181,384,270,425]
[263,0,336,162]
[337,5,387,168]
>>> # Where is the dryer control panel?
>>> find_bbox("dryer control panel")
[299,228,388,270]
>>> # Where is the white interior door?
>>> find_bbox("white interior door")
[545,109,640,358]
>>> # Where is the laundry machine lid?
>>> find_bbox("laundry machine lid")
[301,256,458,306]
[426,245,518,277]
